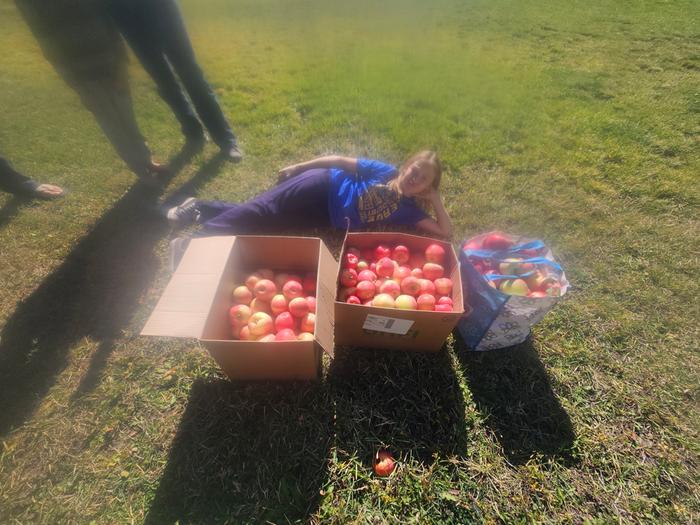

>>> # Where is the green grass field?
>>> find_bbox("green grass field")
[1,0,698,522]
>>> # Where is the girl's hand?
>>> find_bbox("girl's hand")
[277,164,300,183]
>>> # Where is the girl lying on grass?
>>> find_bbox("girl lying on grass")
[167,150,453,239]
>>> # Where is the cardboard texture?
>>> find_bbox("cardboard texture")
[142,235,335,380]
[334,232,465,352]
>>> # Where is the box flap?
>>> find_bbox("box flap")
[315,241,338,358]
[141,236,236,339]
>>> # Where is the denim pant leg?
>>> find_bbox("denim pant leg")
[0,157,37,196]
[153,0,236,148]
[108,2,203,139]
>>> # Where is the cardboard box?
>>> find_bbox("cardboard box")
[334,232,464,352]
[141,236,336,380]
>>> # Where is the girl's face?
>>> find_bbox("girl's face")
[399,162,435,197]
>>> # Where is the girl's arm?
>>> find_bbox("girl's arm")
[416,189,453,239]
[278,155,357,182]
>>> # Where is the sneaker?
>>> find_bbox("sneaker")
[166,197,200,227]
[220,143,243,163]
[169,236,191,272]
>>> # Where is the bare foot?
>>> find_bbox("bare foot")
[33,183,65,199]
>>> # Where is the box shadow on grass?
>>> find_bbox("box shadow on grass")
[453,333,577,466]
[144,378,332,524]
[328,345,469,466]
[0,147,220,438]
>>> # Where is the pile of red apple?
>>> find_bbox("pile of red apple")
[463,232,563,298]
[338,242,455,312]
[228,269,317,342]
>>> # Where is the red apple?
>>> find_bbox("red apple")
[338,286,357,301]
[463,239,482,251]
[425,243,446,264]
[374,244,391,261]
[373,450,395,477]
[245,272,262,292]
[393,265,412,282]
[253,279,277,302]
[401,276,421,296]
[250,298,272,314]
[372,293,396,308]
[411,267,424,278]
[483,232,513,251]
[344,252,359,269]
[270,294,288,316]
[301,274,316,295]
[416,293,436,311]
[346,295,362,305]
[340,268,359,288]
[433,277,453,296]
[238,325,252,340]
[375,257,395,278]
[298,332,315,341]
[299,312,315,333]
[418,278,436,295]
[357,269,377,282]
[275,328,298,341]
[422,262,444,280]
[356,280,376,300]
[379,280,401,299]
[392,245,410,265]
[229,304,252,327]
[274,311,295,332]
[248,312,274,337]
[288,297,310,318]
[282,280,304,300]
[395,294,417,310]
[232,285,253,305]
[306,296,317,313]
[435,303,453,312]
[499,279,530,296]
[437,296,453,306]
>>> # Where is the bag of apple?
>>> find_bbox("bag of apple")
[458,231,569,350]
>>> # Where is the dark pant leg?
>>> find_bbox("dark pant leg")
[108,2,203,139]
[198,169,331,235]
[0,157,37,196]
[150,0,236,148]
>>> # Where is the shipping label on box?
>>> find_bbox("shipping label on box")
[362,314,414,335]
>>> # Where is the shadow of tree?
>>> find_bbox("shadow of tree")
[145,378,332,524]
[0,149,225,436]
[454,334,576,465]
[328,346,469,466]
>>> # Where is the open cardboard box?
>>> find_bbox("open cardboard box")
[334,232,464,352]
[141,236,336,380]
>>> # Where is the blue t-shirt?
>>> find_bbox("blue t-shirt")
[328,158,428,229]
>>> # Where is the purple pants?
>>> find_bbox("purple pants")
[197,169,331,235]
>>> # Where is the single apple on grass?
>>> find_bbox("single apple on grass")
[373,450,395,477]
[248,312,274,337]
[253,279,277,302]
[395,294,417,310]
[392,245,410,264]
[372,293,396,308]
[288,297,310,318]
[232,285,252,305]
[416,293,436,311]
[425,243,446,264]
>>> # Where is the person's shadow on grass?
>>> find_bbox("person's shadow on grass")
[0,148,226,437]
[328,345,469,468]
[454,335,576,465]
[144,378,332,524]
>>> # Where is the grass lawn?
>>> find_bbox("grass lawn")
[1,0,698,522]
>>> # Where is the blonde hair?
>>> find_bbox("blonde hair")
[388,150,442,208]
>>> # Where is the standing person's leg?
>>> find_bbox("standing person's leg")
[148,0,239,154]
[108,1,204,142]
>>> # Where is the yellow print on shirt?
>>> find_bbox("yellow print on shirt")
[357,185,399,224]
